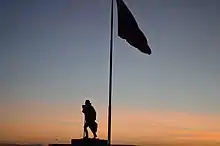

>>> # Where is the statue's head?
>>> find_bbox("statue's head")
[85,100,91,105]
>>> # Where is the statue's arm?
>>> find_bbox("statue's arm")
[82,105,85,113]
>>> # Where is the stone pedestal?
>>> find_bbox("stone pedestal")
[48,139,107,146]
[71,138,107,146]
[48,138,137,146]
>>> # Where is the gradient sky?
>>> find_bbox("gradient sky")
[1,0,220,145]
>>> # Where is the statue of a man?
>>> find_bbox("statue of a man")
[82,100,98,139]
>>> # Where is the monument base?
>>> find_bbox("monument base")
[48,139,107,146]
[71,138,107,146]
[48,138,137,146]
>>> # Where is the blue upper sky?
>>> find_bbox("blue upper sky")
[1,0,220,118]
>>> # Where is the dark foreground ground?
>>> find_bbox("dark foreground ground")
[0,139,137,146]
[1,139,220,146]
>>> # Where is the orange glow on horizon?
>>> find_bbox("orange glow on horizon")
[1,106,220,145]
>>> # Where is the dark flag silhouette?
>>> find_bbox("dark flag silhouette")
[116,0,152,55]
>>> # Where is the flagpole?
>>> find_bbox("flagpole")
[108,0,114,145]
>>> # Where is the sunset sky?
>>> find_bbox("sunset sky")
[1,0,220,145]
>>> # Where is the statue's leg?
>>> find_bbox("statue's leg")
[90,121,97,138]
[84,122,89,138]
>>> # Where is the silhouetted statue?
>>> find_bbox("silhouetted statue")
[82,100,98,139]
